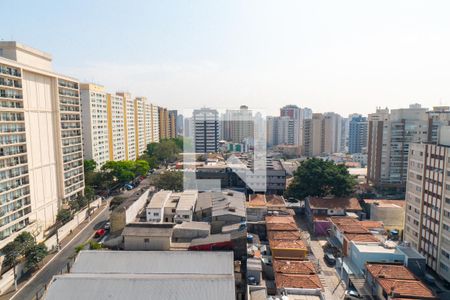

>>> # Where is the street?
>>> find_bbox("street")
[8,207,109,300]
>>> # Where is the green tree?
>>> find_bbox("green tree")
[286,158,356,200]
[110,196,126,210]
[134,160,150,176]
[89,240,102,250]
[101,161,135,184]
[84,159,97,173]
[13,232,35,255]
[1,241,20,269]
[152,171,183,191]
[24,243,48,270]
[56,208,72,225]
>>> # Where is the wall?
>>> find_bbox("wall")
[370,205,404,230]
[125,190,149,224]
[123,235,170,251]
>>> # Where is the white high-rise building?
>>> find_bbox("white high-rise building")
[222,105,254,143]
[117,92,136,160]
[106,93,126,161]
[193,108,219,153]
[134,97,146,158]
[80,84,109,167]
[0,41,84,247]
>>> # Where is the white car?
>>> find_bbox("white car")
[344,290,362,299]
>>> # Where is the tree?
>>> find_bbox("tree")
[1,241,20,269]
[152,171,183,191]
[101,161,136,184]
[89,240,102,250]
[56,209,72,225]
[139,153,158,169]
[285,158,356,200]
[134,160,150,176]
[110,196,126,210]
[13,232,35,256]
[24,243,48,270]
[84,159,97,173]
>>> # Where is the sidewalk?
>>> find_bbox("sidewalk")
[0,202,108,300]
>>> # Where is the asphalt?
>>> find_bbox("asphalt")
[6,207,109,300]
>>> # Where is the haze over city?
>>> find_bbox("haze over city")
[3,0,450,115]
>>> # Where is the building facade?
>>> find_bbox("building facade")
[404,132,450,282]
[193,108,219,153]
[80,84,109,166]
[106,93,126,161]
[348,114,368,154]
[0,42,84,247]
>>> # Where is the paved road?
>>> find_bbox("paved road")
[10,207,109,300]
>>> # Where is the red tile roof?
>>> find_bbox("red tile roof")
[266,223,299,231]
[360,220,384,229]
[366,263,415,280]
[275,273,323,290]
[266,215,296,224]
[266,195,286,207]
[336,224,370,234]
[329,216,360,225]
[268,230,302,241]
[248,194,266,206]
[269,239,307,250]
[345,233,380,243]
[308,197,362,211]
[273,260,316,274]
[377,279,435,299]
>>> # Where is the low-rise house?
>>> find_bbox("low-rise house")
[146,190,198,224]
[246,194,288,222]
[305,197,362,236]
[273,260,323,295]
[122,222,173,251]
[265,215,298,232]
[195,190,246,234]
[172,222,210,243]
[111,189,151,233]
[365,263,436,300]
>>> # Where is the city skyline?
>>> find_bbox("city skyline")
[3,0,450,116]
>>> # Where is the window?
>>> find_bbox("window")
[144,238,149,243]
[153,212,159,216]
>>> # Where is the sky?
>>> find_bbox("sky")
[3,0,450,116]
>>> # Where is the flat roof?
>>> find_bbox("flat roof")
[355,243,397,254]
[71,250,233,275]
[176,190,198,211]
[147,190,171,209]
[122,223,173,237]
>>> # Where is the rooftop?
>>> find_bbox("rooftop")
[273,260,316,275]
[268,231,302,241]
[266,223,299,231]
[308,197,362,211]
[336,224,370,234]
[345,233,380,243]
[266,195,286,207]
[359,220,384,230]
[71,250,233,275]
[269,239,307,250]
[274,273,323,290]
[248,194,267,207]
[366,263,415,280]
[266,215,296,224]
[364,199,406,208]
[354,242,398,254]
[147,190,172,209]
[377,278,435,299]
[122,223,173,237]
[176,190,198,211]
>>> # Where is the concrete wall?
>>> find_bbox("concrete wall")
[370,204,404,230]
[126,190,149,224]
[123,235,170,251]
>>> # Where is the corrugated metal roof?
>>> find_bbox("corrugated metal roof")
[71,250,234,275]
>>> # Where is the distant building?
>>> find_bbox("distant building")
[122,222,173,251]
[348,114,368,154]
[222,105,254,143]
[193,107,219,153]
[168,110,177,138]
[146,190,198,224]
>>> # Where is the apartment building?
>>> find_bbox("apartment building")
[116,92,136,160]
[193,107,219,153]
[80,84,109,166]
[348,114,368,154]
[158,107,169,140]
[0,42,84,247]
[222,105,254,144]
[134,97,146,158]
[168,110,177,138]
[367,105,429,190]
[303,113,324,157]
[106,93,126,161]
[404,127,450,282]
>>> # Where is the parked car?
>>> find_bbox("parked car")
[95,228,106,238]
[104,222,111,230]
[124,184,134,190]
[324,253,336,266]
[344,290,362,299]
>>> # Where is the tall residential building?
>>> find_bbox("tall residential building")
[404,127,450,282]
[168,110,177,138]
[193,108,219,153]
[80,84,109,166]
[158,107,169,140]
[348,114,368,154]
[0,42,84,247]
[116,92,136,160]
[134,97,146,158]
[106,93,126,161]
[222,105,254,143]
[280,105,302,146]
[176,113,183,136]
[367,105,429,189]
[144,102,159,146]
[303,113,324,157]
[323,112,344,154]
[427,106,450,143]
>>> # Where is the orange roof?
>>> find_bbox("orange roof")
[266,215,296,224]
[345,233,380,243]
[268,230,301,241]
[360,220,384,229]
[366,263,416,280]
[329,216,360,225]
[266,195,286,207]
[336,224,369,234]
[275,273,323,290]
[273,260,316,275]
[266,223,299,231]
[377,279,435,299]
[248,194,266,207]
[308,197,362,211]
[269,239,307,250]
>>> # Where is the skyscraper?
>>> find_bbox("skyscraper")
[367,105,429,189]
[116,92,136,160]
[0,42,84,247]
[193,108,219,153]
[106,93,126,161]
[80,84,109,166]
[222,105,254,143]
[348,114,368,154]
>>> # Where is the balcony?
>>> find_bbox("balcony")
[0,66,21,78]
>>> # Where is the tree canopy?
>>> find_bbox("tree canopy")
[285,158,356,200]
[151,171,183,191]
[101,160,149,184]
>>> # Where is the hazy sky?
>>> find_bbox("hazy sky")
[3,0,450,116]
